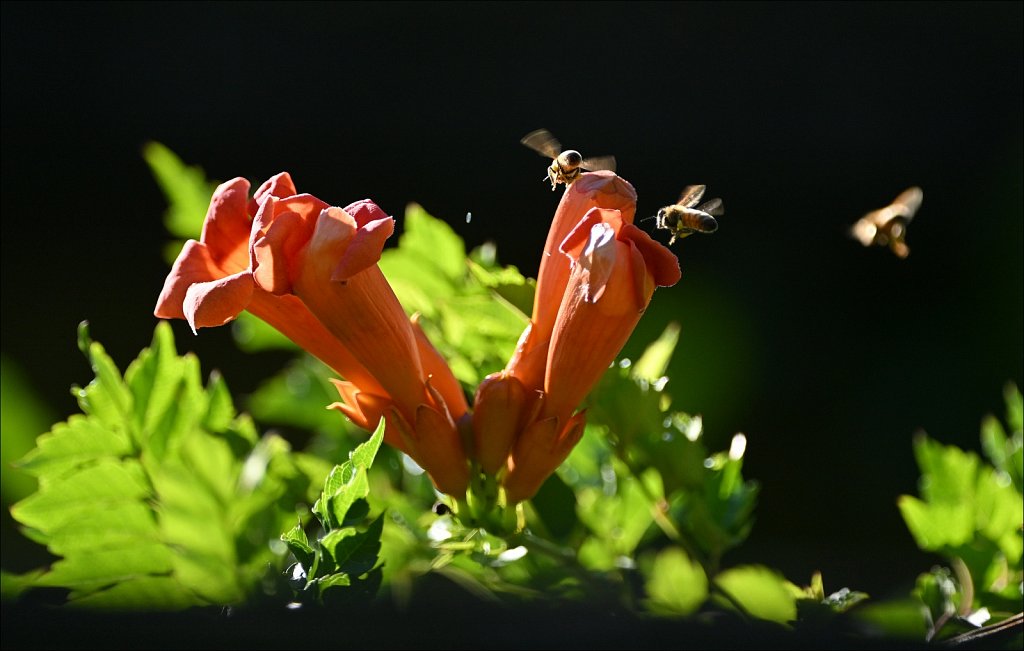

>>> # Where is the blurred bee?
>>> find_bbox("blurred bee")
[520,128,616,190]
[850,187,923,259]
[654,184,724,245]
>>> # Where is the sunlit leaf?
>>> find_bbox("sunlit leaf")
[9,323,316,609]
[0,356,52,503]
[289,421,386,605]
[631,322,680,383]
[853,599,929,640]
[644,547,708,616]
[142,141,217,241]
[715,565,801,625]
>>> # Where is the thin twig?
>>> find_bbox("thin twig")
[942,612,1023,648]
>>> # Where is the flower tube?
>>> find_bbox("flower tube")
[501,206,680,502]
[250,194,470,495]
[154,175,385,396]
[507,171,638,396]
[157,174,470,496]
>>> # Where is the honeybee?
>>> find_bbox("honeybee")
[654,185,724,245]
[520,128,616,190]
[850,187,923,259]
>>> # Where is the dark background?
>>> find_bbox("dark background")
[2,0,1021,611]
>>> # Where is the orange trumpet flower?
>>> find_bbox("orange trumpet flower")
[156,174,470,496]
[487,190,680,503]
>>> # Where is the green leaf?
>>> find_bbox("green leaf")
[231,311,298,353]
[320,567,384,607]
[899,434,1023,557]
[897,496,974,550]
[16,416,133,479]
[576,471,657,570]
[11,459,150,533]
[69,576,199,610]
[142,141,217,241]
[0,356,53,503]
[631,322,681,383]
[529,472,579,541]
[853,599,929,640]
[73,324,133,433]
[913,566,959,625]
[399,203,466,280]
[981,385,1023,493]
[715,565,801,625]
[247,356,350,436]
[467,254,536,316]
[312,419,385,531]
[321,515,384,577]
[1005,383,1023,435]
[10,324,317,609]
[377,204,530,389]
[644,547,708,616]
[1,569,45,601]
[281,523,315,570]
[350,420,385,469]
[36,543,175,590]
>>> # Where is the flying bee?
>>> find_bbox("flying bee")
[520,128,617,190]
[654,184,724,245]
[850,187,923,259]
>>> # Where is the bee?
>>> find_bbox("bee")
[520,128,616,190]
[850,187,923,258]
[654,184,724,245]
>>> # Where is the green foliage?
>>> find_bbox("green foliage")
[58,142,1024,643]
[142,142,217,243]
[144,141,295,353]
[1,356,54,504]
[9,323,319,608]
[281,421,386,605]
[247,355,353,446]
[715,565,801,624]
[643,547,708,616]
[894,384,1024,640]
[585,326,759,569]
[379,204,532,387]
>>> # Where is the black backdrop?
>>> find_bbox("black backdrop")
[2,1,1022,605]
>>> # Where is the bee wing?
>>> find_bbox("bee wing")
[581,155,617,172]
[521,129,562,158]
[697,197,724,216]
[677,185,706,208]
[891,186,923,220]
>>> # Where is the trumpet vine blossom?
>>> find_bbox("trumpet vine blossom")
[156,169,679,517]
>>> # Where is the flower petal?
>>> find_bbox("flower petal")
[200,178,253,268]
[412,405,470,496]
[251,172,297,210]
[472,372,528,475]
[503,412,585,503]
[252,202,311,295]
[332,215,395,281]
[620,223,681,287]
[412,315,468,419]
[183,270,255,332]
[155,240,222,320]
[294,208,426,419]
